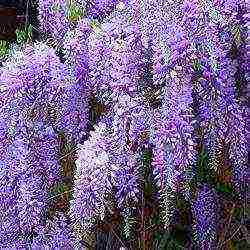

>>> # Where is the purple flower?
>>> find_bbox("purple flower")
[191,185,218,249]
[71,104,143,228]
[88,8,144,98]
[30,213,79,249]
[190,6,248,188]
[62,19,91,91]
[0,42,88,142]
[70,122,112,227]
[17,174,47,234]
[151,68,197,196]
[114,168,139,208]
[0,43,88,240]
[50,81,88,143]
[86,0,118,19]
[38,0,70,41]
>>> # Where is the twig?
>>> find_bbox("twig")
[25,0,30,27]
[217,203,235,248]
[218,226,241,249]
[47,189,74,201]
[110,227,126,248]
[145,223,160,232]
[58,146,78,161]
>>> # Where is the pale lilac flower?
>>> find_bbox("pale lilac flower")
[70,122,112,228]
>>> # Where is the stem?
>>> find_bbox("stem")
[110,227,126,248]
[25,0,29,27]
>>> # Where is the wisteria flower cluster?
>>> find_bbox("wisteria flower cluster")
[0,0,247,248]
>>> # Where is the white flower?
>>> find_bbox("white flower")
[116,1,126,11]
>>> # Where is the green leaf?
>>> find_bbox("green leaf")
[232,207,243,222]
[67,4,84,22]
[152,214,161,225]
[153,232,162,241]
[27,24,33,40]
[50,183,68,196]
[216,182,232,194]
[143,150,151,163]
[16,29,27,44]
[0,40,8,57]
[158,233,171,249]
[192,60,201,71]
[231,25,241,47]
[90,19,99,29]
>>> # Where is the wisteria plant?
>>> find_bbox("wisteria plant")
[0,0,248,249]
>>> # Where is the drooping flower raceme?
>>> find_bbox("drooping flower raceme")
[86,0,118,19]
[148,63,197,226]
[191,185,218,249]
[70,122,113,232]
[107,94,149,207]
[62,18,92,92]
[0,42,88,143]
[151,80,196,190]
[30,212,80,249]
[0,120,59,237]
[38,0,70,41]
[70,96,146,231]
[0,42,87,241]
[188,1,248,193]
[88,2,144,100]
[138,0,192,92]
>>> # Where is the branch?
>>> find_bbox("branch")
[218,226,241,249]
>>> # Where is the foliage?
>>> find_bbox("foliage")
[15,24,33,44]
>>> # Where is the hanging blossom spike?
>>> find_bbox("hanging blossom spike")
[86,0,119,19]
[88,0,144,101]
[0,119,45,238]
[105,94,147,211]
[0,120,60,236]
[71,99,144,232]
[0,42,88,143]
[38,0,70,41]
[15,123,60,235]
[188,0,247,193]
[147,16,197,226]
[62,18,92,93]
[70,121,113,233]
[151,64,197,192]
[191,185,218,250]
[0,41,88,240]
